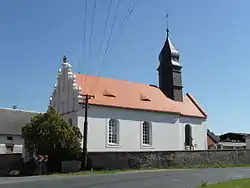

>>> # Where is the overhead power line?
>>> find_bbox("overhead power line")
[118,1,137,36]
[83,0,97,93]
[81,0,88,73]
[102,0,121,61]
[89,0,137,94]
[88,0,97,62]
[98,0,113,58]
[88,0,121,94]
[78,0,88,88]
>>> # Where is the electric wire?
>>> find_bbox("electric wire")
[89,0,137,94]
[83,0,97,94]
[98,0,112,60]
[79,0,88,88]
[89,0,122,94]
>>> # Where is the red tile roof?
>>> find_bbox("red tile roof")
[75,74,207,118]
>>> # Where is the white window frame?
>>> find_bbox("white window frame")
[107,119,120,147]
[141,121,152,148]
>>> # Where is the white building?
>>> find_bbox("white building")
[0,108,40,154]
[49,35,208,152]
[246,136,250,149]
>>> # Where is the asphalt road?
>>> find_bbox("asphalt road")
[1,167,250,188]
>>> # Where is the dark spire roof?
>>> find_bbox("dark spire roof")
[159,32,181,67]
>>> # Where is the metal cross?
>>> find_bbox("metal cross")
[165,12,169,34]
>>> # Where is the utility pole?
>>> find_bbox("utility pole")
[80,94,95,170]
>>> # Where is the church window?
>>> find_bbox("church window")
[68,118,72,126]
[61,101,64,114]
[62,70,65,92]
[142,121,152,146]
[5,143,14,153]
[185,124,192,146]
[108,119,119,145]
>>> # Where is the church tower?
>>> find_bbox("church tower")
[158,30,183,101]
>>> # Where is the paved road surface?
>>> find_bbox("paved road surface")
[1,168,250,188]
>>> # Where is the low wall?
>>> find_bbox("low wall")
[0,154,22,170]
[61,161,81,173]
[87,150,250,170]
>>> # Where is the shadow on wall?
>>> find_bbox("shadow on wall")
[81,105,179,124]
[179,116,205,125]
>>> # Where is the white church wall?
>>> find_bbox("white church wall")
[78,105,206,152]
[179,117,207,150]
[246,138,250,149]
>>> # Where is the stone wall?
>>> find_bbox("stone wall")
[87,150,250,170]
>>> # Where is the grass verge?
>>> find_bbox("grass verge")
[200,178,250,187]
[170,163,250,169]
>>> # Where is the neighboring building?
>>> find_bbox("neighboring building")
[246,135,250,149]
[0,108,40,154]
[49,33,208,152]
[207,129,219,149]
[217,132,248,150]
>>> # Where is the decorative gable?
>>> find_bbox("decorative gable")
[49,56,83,114]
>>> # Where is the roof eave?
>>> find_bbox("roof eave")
[186,93,208,118]
[88,103,206,119]
[180,113,207,119]
[89,103,180,116]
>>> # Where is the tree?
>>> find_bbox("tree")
[22,107,83,162]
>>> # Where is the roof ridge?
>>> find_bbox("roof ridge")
[74,73,156,87]
[0,107,43,113]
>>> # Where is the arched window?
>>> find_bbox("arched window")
[185,124,192,146]
[142,121,152,145]
[68,118,72,126]
[108,119,119,144]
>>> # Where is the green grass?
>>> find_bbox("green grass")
[200,178,250,187]
[170,163,250,169]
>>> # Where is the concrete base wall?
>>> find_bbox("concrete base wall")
[87,150,250,170]
[61,161,81,173]
[0,154,21,170]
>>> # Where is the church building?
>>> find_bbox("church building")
[49,34,208,152]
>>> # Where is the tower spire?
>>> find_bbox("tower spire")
[158,13,183,102]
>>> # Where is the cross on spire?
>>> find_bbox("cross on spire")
[165,12,169,37]
[62,55,67,63]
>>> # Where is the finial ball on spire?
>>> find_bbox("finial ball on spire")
[167,28,170,35]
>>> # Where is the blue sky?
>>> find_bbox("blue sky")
[0,0,250,134]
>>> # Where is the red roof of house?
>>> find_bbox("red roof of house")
[75,74,207,118]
